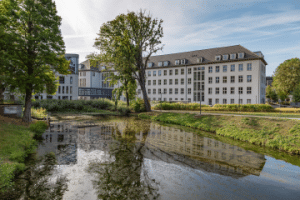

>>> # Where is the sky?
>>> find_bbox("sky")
[53,0,300,76]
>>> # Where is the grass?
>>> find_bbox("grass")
[0,116,48,192]
[139,112,300,154]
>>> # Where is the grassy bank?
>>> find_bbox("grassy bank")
[0,116,48,192]
[138,112,300,154]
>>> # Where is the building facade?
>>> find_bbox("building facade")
[136,45,267,105]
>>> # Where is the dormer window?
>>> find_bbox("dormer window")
[222,54,229,60]
[175,60,180,65]
[148,62,154,68]
[215,55,221,61]
[158,62,163,67]
[197,57,204,63]
[163,61,170,66]
[230,53,237,59]
[238,52,245,59]
[181,59,187,65]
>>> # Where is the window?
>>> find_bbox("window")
[239,99,243,104]
[175,79,178,85]
[231,64,235,72]
[164,61,169,66]
[58,86,61,94]
[62,86,65,94]
[164,79,167,85]
[169,70,173,75]
[216,66,220,72]
[215,55,221,61]
[247,99,251,104]
[153,89,156,94]
[175,60,180,65]
[209,77,212,84]
[58,96,60,100]
[175,69,178,75]
[223,65,227,72]
[148,89,151,94]
[59,76,65,84]
[158,62,163,67]
[223,87,227,94]
[181,79,184,85]
[181,69,184,75]
[209,66,212,73]
[80,72,82,76]
[247,63,252,71]
[188,78,191,84]
[148,80,151,85]
[239,75,243,83]
[158,89,161,94]
[215,99,219,104]
[223,76,227,83]
[66,86,69,94]
[239,64,243,71]
[239,87,243,94]
[70,96,72,100]
[158,70,161,76]
[175,88,178,94]
[223,55,228,60]
[70,86,72,94]
[169,98,172,101]
[231,99,234,104]
[148,62,153,67]
[169,79,173,85]
[158,80,161,85]
[164,70,167,75]
[148,71,151,76]
[247,75,252,82]
[238,52,244,59]
[247,87,252,94]
[223,99,227,104]
[208,88,212,94]
[231,76,235,83]
[230,87,235,94]
[153,80,156,85]
[188,68,192,74]
[188,88,191,94]
[70,77,73,84]
[153,71,156,76]
[215,87,219,94]
[169,88,173,94]
[164,88,167,94]
[230,53,236,59]
[153,98,156,101]
[93,72,95,76]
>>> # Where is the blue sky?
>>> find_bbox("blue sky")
[54,0,300,76]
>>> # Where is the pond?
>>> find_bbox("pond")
[6,117,300,199]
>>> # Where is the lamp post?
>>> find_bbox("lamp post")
[239,92,240,112]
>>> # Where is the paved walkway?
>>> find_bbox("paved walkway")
[152,110,300,120]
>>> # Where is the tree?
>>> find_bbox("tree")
[90,10,164,111]
[292,83,300,102]
[273,58,300,96]
[0,0,70,122]
[266,85,278,102]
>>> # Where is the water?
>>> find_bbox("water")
[7,117,300,199]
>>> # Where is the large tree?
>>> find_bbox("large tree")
[0,0,70,122]
[90,10,164,111]
[272,58,300,97]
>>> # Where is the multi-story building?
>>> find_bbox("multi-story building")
[34,54,79,100]
[136,45,267,105]
[78,60,114,100]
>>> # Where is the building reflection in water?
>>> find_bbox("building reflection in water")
[38,120,266,178]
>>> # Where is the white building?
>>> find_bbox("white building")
[137,45,267,105]
[34,54,79,100]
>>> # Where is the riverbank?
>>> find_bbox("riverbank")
[138,112,300,154]
[0,115,48,192]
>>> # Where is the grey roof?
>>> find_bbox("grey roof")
[147,45,267,68]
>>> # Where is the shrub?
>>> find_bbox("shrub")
[29,121,48,138]
[117,106,131,116]
[131,98,147,112]
[213,104,274,112]
[153,102,209,110]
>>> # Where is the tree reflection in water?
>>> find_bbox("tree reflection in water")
[1,153,68,200]
[87,119,160,200]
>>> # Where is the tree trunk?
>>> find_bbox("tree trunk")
[139,80,151,111]
[23,88,32,122]
[126,90,129,107]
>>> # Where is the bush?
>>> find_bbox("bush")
[29,121,48,138]
[213,104,274,112]
[153,102,209,110]
[131,98,147,112]
[117,106,131,116]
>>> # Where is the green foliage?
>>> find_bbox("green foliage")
[213,104,274,112]
[273,58,300,95]
[292,83,300,102]
[29,121,48,138]
[153,102,209,110]
[89,10,164,112]
[117,105,131,116]
[266,85,278,102]
[130,98,147,112]
[241,117,258,126]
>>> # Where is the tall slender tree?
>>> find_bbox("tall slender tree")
[0,0,70,122]
[89,10,164,111]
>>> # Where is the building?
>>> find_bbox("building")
[137,45,267,105]
[266,76,273,86]
[78,60,114,100]
[34,54,79,100]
